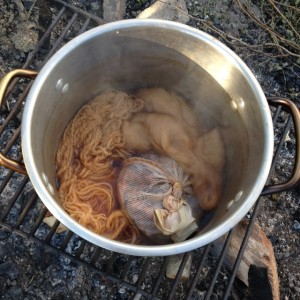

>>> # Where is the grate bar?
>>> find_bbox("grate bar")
[23,7,66,69]
[0,82,33,136]
[59,230,74,251]
[272,105,282,123]
[2,127,21,155]
[54,0,105,25]
[272,116,293,167]
[150,257,169,298]
[167,252,192,299]
[105,252,119,273]
[89,246,102,266]
[0,222,31,240]
[186,244,212,299]
[44,219,61,243]
[0,176,29,221]
[41,12,79,66]
[120,256,135,280]
[0,169,14,194]
[75,239,88,258]
[15,194,38,228]
[204,229,235,299]
[30,206,48,236]
[136,257,152,288]
[78,18,91,35]
[78,19,91,34]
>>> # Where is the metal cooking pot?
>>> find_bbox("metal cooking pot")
[1,20,299,256]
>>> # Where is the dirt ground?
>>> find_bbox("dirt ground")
[0,0,299,299]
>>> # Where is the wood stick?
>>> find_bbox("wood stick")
[211,220,280,300]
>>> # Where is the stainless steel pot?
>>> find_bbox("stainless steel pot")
[1,20,299,256]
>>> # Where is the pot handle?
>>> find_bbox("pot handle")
[261,97,300,196]
[0,69,38,175]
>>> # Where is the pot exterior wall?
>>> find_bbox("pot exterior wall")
[22,20,273,256]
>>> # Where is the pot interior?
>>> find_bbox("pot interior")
[23,21,272,254]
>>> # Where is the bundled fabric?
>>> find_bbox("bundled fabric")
[117,154,202,244]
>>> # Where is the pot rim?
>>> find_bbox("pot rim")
[22,19,274,256]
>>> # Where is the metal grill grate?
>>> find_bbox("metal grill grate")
[0,1,298,299]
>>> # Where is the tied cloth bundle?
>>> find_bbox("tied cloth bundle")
[118,154,202,244]
[154,183,198,242]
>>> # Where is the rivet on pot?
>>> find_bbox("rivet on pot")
[230,100,238,111]
[238,98,245,109]
[62,83,69,94]
[47,183,54,195]
[42,172,48,183]
[56,79,69,94]
[56,78,64,91]
[235,191,243,202]
[226,199,234,210]
[42,172,54,195]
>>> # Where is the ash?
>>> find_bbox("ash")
[0,0,299,299]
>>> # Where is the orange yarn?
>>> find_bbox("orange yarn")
[56,91,143,243]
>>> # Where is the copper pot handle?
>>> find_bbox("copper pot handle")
[261,97,300,196]
[0,69,38,175]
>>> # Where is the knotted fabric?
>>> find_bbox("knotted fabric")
[117,154,202,244]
